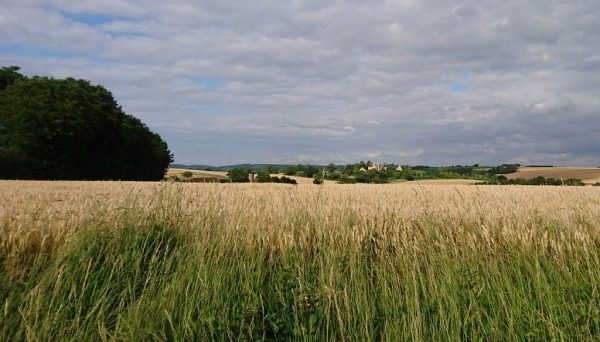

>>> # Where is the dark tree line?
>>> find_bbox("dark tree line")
[486,176,584,186]
[488,164,520,174]
[226,168,297,184]
[0,66,172,180]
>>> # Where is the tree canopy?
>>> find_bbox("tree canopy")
[0,66,172,180]
[227,168,250,182]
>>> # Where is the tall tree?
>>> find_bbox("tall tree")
[0,66,24,91]
[227,168,249,182]
[0,67,172,180]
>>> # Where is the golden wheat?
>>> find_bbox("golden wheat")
[2,181,599,258]
[2,181,599,340]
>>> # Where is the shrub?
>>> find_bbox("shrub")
[313,172,323,185]
[182,171,193,178]
[279,176,297,184]
[338,175,357,184]
[227,168,249,183]
[284,166,298,176]
[255,170,271,183]
[266,165,279,174]
[489,164,520,174]
[445,165,473,175]
[327,171,341,181]
[563,178,585,186]
[304,165,320,178]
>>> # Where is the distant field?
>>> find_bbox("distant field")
[272,173,335,184]
[1,181,599,340]
[167,168,334,184]
[398,179,481,185]
[506,167,600,184]
[166,168,227,178]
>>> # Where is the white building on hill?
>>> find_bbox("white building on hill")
[359,162,403,172]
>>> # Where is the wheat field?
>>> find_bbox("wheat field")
[1,181,599,341]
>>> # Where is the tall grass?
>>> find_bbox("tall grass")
[1,181,599,340]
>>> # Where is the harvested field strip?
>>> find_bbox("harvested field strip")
[506,167,600,184]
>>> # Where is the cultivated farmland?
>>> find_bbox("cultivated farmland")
[505,167,600,184]
[1,181,599,340]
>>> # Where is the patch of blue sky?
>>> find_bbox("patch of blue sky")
[448,72,470,93]
[0,43,113,65]
[104,31,148,38]
[60,11,151,38]
[448,81,467,93]
[0,44,79,59]
[60,12,116,26]
[189,77,224,90]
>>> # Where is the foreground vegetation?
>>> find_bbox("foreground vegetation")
[1,181,599,340]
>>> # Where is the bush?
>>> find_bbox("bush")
[326,171,341,181]
[563,178,584,186]
[313,172,324,185]
[265,176,297,184]
[266,165,279,174]
[304,165,320,178]
[489,164,520,174]
[354,170,391,184]
[181,171,193,178]
[338,175,357,184]
[445,165,473,175]
[227,168,249,183]
[279,176,297,184]
[284,166,298,176]
[255,170,271,183]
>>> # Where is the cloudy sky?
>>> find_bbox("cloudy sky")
[1,0,599,166]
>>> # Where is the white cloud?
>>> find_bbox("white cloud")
[1,0,599,165]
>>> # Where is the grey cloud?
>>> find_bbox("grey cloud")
[1,0,599,165]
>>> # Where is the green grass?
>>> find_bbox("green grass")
[1,189,599,341]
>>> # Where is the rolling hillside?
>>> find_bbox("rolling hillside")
[505,167,600,184]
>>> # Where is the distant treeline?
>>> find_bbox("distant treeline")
[485,176,585,186]
[212,162,588,186]
[0,66,172,180]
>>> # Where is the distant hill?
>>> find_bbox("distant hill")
[170,164,216,170]
[170,163,327,171]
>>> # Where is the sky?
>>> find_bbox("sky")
[1,0,599,166]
